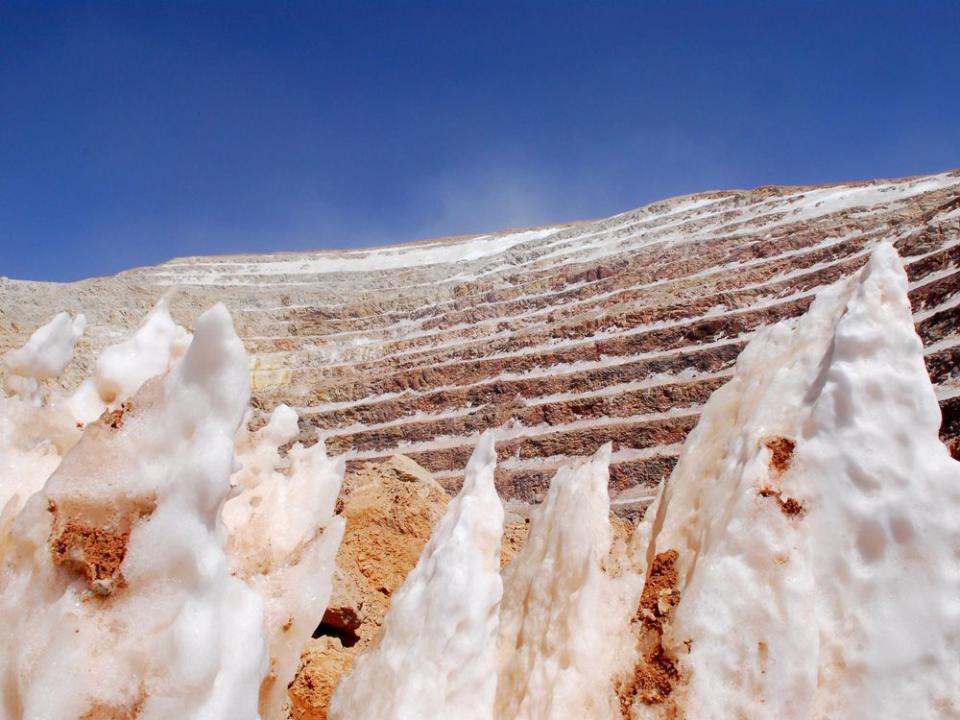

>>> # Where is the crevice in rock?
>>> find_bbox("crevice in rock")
[312,621,360,649]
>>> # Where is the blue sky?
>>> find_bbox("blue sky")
[1,1,958,281]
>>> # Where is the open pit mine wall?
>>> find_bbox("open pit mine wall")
[329,242,960,719]
[2,170,959,518]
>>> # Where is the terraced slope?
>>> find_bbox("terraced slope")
[3,170,959,516]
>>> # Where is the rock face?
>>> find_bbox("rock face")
[288,455,450,720]
[327,433,504,720]
[2,171,959,519]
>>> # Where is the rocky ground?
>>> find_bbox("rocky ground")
[287,454,537,720]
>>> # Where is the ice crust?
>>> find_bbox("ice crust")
[223,404,345,719]
[629,243,960,718]
[0,303,344,720]
[496,443,634,720]
[329,432,505,720]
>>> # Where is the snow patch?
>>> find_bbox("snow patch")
[496,444,636,720]
[3,311,85,399]
[0,304,267,719]
[626,243,960,718]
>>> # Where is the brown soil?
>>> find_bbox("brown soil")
[638,550,681,624]
[760,436,804,516]
[758,486,805,517]
[101,401,133,430]
[289,638,357,720]
[618,549,683,717]
[47,496,156,598]
[287,456,449,720]
[602,513,638,578]
[764,436,795,473]
[501,519,530,569]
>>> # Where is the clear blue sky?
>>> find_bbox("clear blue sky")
[2,1,958,281]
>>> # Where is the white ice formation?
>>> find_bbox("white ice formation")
[496,443,635,720]
[0,304,267,718]
[329,431,505,720]
[2,312,86,401]
[627,242,960,719]
[0,302,344,720]
[66,295,192,425]
[223,404,346,719]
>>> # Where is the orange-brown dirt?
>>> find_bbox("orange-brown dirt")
[760,436,804,516]
[47,496,156,598]
[758,486,806,517]
[501,517,530,569]
[288,639,355,720]
[604,513,639,577]
[764,436,795,473]
[287,455,450,720]
[78,687,145,720]
[618,549,683,717]
[100,401,133,430]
